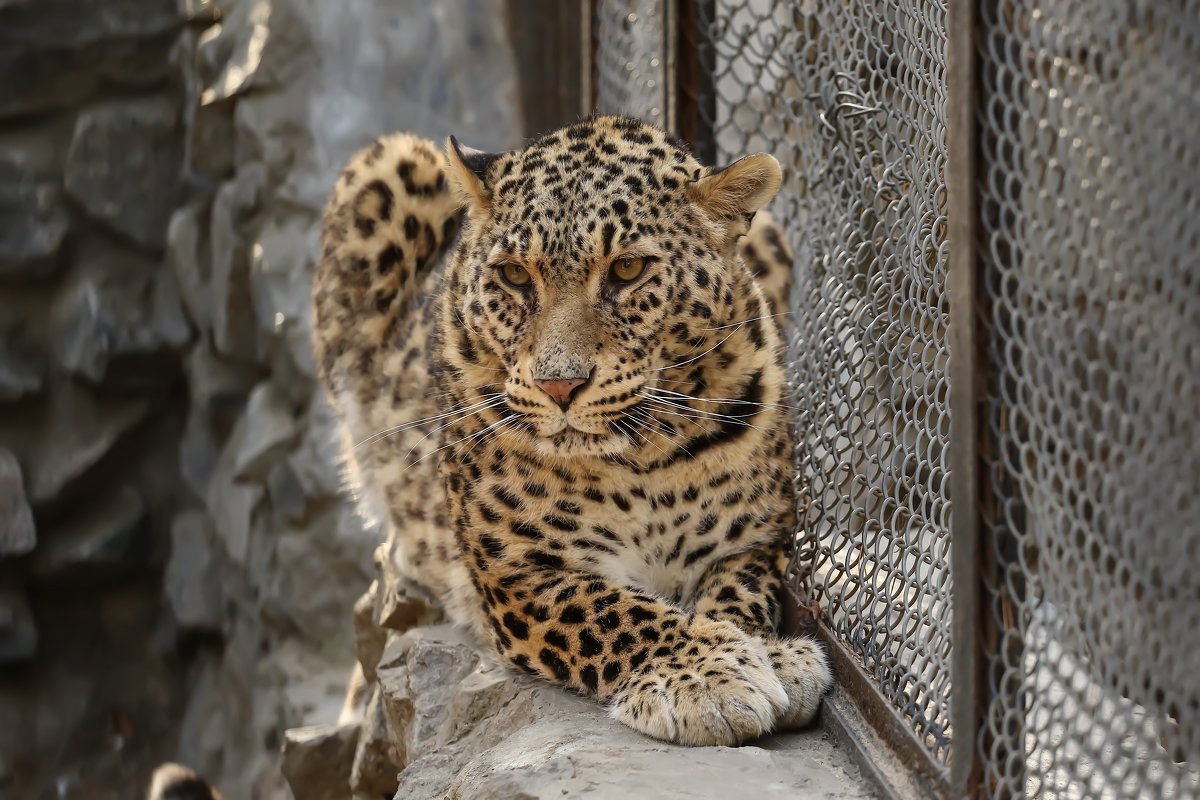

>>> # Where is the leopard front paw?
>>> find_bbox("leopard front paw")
[608,619,789,746]
[764,635,832,729]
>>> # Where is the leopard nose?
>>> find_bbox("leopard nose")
[535,377,588,410]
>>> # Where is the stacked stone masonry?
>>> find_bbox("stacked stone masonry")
[0,0,523,795]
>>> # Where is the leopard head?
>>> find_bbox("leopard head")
[442,116,781,458]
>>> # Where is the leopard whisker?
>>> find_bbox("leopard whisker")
[621,418,671,461]
[639,396,768,433]
[644,386,794,411]
[406,415,515,471]
[699,310,792,331]
[354,393,506,449]
[632,409,693,459]
[397,398,508,463]
[651,322,746,373]
[463,415,520,460]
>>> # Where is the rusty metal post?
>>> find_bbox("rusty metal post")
[946,0,983,796]
[673,0,716,164]
[506,0,588,137]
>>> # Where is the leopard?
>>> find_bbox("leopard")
[312,114,831,748]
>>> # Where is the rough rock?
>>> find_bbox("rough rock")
[50,241,191,383]
[31,485,146,579]
[0,584,37,662]
[26,380,149,504]
[280,723,360,800]
[353,585,386,683]
[0,32,179,120]
[209,165,266,362]
[0,341,41,401]
[350,688,399,799]
[0,295,45,401]
[228,381,296,481]
[248,210,318,342]
[286,397,343,504]
[179,409,220,502]
[166,201,215,332]
[0,448,35,557]
[261,507,374,645]
[186,340,263,417]
[0,146,70,277]
[164,510,222,632]
[375,566,444,635]
[64,100,184,249]
[0,0,181,48]
[375,626,489,767]
[204,444,262,566]
[265,459,307,521]
[375,627,874,800]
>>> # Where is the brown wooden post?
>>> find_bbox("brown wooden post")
[505,0,589,138]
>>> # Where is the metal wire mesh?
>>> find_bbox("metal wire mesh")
[976,2,1200,797]
[591,1,1199,796]
[594,0,669,127]
[595,0,955,770]
[703,0,955,766]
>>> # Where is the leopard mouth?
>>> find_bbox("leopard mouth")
[536,427,630,457]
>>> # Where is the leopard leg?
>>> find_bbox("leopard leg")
[691,537,831,729]
[466,555,789,746]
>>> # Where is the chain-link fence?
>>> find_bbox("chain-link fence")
[588,1,1199,798]
[975,3,1200,798]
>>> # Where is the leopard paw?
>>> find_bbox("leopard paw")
[608,619,789,746]
[764,635,831,729]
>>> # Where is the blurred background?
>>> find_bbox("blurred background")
[0,0,561,796]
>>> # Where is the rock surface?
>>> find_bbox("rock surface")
[0,448,35,557]
[30,485,146,579]
[64,100,184,249]
[0,146,70,277]
[25,380,150,504]
[281,723,360,800]
[164,510,223,632]
[294,624,874,800]
[50,241,190,383]
[0,583,37,662]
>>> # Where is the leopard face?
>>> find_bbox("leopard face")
[444,116,781,459]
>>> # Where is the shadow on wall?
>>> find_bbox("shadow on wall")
[0,0,523,796]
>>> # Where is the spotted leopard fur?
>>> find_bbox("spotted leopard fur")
[313,116,831,746]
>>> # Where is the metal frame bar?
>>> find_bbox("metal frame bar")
[592,3,988,797]
[673,0,716,164]
[946,1,984,797]
[582,0,596,116]
[506,0,588,138]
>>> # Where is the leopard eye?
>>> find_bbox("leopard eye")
[499,262,531,288]
[609,256,646,285]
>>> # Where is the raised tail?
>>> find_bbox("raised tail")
[311,132,464,542]
[312,132,463,403]
[146,763,222,800]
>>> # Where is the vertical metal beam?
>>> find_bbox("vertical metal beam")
[582,0,597,115]
[946,1,983,797]
[674,0,717,164]
[505,0,587,137]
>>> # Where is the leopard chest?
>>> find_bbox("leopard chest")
[463,456,780,604]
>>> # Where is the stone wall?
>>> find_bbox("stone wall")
[0,0,523,796]
[0,1,195,793]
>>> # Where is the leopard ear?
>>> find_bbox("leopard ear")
[688,153,781,229]
[446,135,501,213]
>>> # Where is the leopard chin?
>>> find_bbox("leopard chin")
[537,427,631,458]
